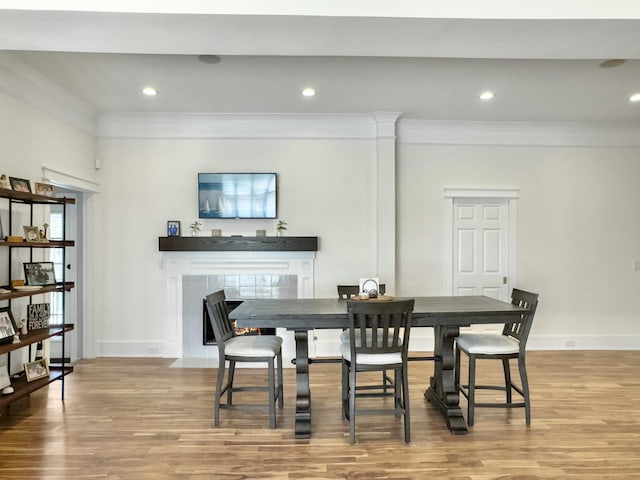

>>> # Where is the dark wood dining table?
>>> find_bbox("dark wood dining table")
[230,295,528,438]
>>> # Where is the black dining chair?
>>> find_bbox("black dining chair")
[454,288,539,426]
[341,298,414,444]
[337,284,392,392]
[205,290,284,428]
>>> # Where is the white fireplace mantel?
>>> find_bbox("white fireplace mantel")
[162,250,316,359]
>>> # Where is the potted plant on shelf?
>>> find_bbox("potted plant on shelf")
[276,220,287,237]
[189,220,202,236]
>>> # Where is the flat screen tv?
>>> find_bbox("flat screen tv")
[198,173,277,219]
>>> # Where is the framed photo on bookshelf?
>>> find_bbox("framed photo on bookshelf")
[23,261,56,286]
[0,307,17,345]
[27,303,50,330]
[9,177,31,193]
[0,365,10,389]
[24,359,49,382]
[34,182,55,197]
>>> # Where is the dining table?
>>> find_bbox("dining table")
[229,295,529,438]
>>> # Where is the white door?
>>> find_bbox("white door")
[452,198,510,331]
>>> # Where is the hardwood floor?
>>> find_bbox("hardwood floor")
[1,351,640,479]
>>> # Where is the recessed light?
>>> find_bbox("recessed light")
[479,91,495,101]
[600,59,626,69]
[142,86,158,96]
[630,93,640,103]
[198,55,221,64]
[302,87,316,97]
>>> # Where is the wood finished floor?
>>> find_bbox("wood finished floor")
[1,351,640,479]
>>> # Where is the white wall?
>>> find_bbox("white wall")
[397,144,640,349]
[0,89,97,367]
[3,80,640,356]
[96,136,377,355]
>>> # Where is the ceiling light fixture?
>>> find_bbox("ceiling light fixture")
[302,87,316,97]
[142,86,158,96]
[198,55,221,64]
[479,91,495,101]
[600,59,626,69]
[630,93,640,103]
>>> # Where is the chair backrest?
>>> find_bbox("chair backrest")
[502,288,539,350]
[337,284,386,299]
[346,299,414,357]
[205,290,235,347]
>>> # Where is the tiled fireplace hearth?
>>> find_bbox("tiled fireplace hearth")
[161,249,315,363]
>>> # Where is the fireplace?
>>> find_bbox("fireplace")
[202,298,276,345]
[161,250,316,362]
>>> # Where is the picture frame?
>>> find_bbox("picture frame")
[27,303,50,330]
[24,359,49,382]
[211,229,222,237]
[0,307,17,345]
[0,174,11,190]
[34,182,55,197]
[167,221,180,237]
[23,225,42,242]
[23,261,56,286]
[9,177,31,193]
[256,229,266,237]
[0,365,10,390]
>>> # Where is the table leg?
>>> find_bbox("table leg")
[425,324,468,434]
[294,329,311,438]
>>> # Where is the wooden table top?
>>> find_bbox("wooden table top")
[230,295,527,329]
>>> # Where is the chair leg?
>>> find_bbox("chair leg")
[214,359,226,427]
[341,360,349,420]
[518,355,531,426]
[394,367,401,418]
[467,354,476,426]
[402,364,411,443]
[349,367,356,444]
[268,357,276,429]
[454,345,461,392]
[227,360,236,405]
[382,370,388,393]
[277,350,283,409]
[502,358,512,403]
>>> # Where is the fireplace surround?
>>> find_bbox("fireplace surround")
[161,243,316,363]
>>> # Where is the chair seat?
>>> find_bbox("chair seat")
[339,328,403,346]
[340,342,402,365]
[224,335,283,357]
[456,333,520,355]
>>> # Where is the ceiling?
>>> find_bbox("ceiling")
[1,6,640,124]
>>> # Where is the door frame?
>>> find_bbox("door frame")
[443,188,519,297]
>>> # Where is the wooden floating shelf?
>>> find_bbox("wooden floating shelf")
[158,236,318,252]
[0,240,75,248]
[0,282,75,301]
[0,187,75,205]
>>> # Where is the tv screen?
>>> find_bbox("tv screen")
[198,173,277,219]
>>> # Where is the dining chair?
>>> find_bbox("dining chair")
[205,290,284,428]
[454,288,539,426]
[337,284,392,392]
[341,298,414,444]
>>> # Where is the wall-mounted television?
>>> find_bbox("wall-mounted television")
[198,173,277,219]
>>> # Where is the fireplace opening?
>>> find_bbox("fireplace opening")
[203,299,276,345]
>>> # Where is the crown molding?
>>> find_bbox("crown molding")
[97,112,377,139]
[0,52,97,135]
[397,119,640,147]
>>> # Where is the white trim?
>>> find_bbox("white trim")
[398,119,640,147]
[0,52,97,134]
[443,188,518,296]
[97,112,377,139]
[42,166,100,193]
